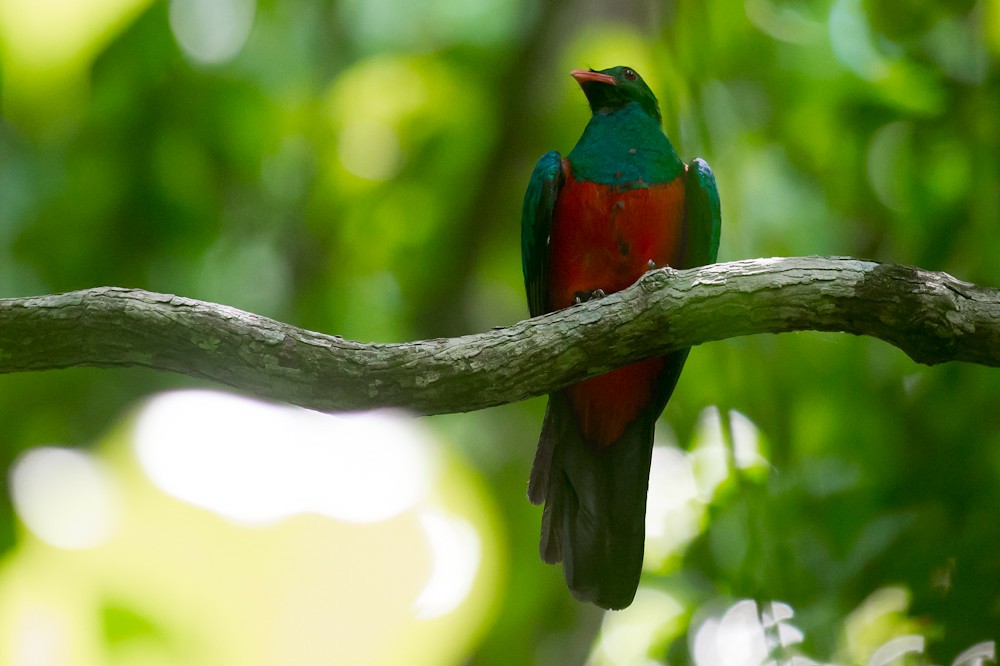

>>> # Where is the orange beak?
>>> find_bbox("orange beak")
[570,69,617,86]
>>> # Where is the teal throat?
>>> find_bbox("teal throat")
[567,102,684,188]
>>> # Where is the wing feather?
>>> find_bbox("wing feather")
[683,158,722,267]
[521,151,564,318]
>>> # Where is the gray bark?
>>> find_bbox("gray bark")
[1,257,997,414]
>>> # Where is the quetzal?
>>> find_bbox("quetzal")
[520,66,721,610]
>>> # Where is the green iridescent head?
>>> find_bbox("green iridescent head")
[571,66,661,125]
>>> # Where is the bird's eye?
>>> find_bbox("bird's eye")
[622,68,637,81]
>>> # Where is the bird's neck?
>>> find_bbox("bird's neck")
[567,102,683,187]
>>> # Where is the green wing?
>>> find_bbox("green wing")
[521,151,564,318]
[683,158,722,266]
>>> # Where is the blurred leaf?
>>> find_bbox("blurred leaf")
[1,0,999,662]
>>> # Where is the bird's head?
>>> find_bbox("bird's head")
[571,66,661,125]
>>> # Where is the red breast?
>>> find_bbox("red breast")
[547,164,687,447]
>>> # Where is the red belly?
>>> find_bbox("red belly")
[549,168,686,447]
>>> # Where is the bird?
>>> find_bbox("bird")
[520,65,721,610]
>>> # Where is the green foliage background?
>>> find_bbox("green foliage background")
[2,0,1000,662]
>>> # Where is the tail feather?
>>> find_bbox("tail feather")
[527,350,690,610]
[527,400,557,506]
[529,391,656,609]
[528,400,563,563]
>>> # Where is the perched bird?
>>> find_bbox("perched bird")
[521,66,721,609]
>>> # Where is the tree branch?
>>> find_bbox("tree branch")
[1,256,997,414]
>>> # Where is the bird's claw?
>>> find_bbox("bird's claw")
[574,288,607,304]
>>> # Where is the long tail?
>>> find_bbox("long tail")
[528,392,655,609]
[527,350,689,610]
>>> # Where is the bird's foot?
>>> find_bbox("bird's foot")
[573,288,607,304]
